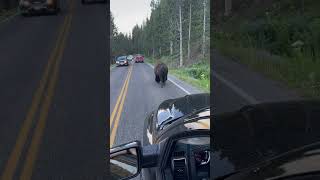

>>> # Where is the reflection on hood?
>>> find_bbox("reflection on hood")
[156,94,210,130]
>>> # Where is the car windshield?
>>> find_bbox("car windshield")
[117,56,126,61]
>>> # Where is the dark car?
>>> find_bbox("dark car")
[19,0,60,15]
[116,56,129,66]
[81,0,106,4]
[110,93,210,180]
[213,100,320,180]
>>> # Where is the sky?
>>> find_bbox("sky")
[111,0,152,35]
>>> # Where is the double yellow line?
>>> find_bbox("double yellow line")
[110,66,133,148]
[1,1,75,179]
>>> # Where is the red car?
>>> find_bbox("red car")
[135,55,144,63]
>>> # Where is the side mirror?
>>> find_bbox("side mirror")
[110,141,142,180]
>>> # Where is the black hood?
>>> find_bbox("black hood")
[213,100,320,179]
[156,93,210,130]
[29,0,46,2]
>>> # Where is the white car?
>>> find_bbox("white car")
[127,55,134,61]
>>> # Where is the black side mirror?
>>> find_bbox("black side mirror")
[110,141,142,180]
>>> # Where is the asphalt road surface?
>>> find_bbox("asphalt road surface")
[212,49,301,114]
[0,0,107,179]
[109,62,203,149]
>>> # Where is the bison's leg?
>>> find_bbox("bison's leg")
[160,76,164,88]
[162,81,166,88]
[161,74,167,88]
[155,75,160,83]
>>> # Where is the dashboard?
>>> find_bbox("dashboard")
[165,136,210,180]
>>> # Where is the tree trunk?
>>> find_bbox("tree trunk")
[202,0,206,58]
[153,48,155,59]
[179,4,183,67]
[187,2,192,61]
[224,0,232,16]
[152,36,155,59]
[170,41,173,56]
[301,0,305,14]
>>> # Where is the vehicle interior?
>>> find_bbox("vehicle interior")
[163,135,210,180]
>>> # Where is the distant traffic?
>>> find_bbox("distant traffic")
[114,54,144,67]
[18,0,106,16]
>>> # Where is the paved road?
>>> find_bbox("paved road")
[212,49,301,114]
[0,0,107,179]
[110,62,203,148]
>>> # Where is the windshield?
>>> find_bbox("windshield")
[117,56,126,61]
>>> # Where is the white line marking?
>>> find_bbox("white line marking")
[212,71,259,104]
[147,63,191,95]
[168,77,191,95]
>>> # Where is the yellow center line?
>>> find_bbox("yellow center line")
[0,4,71,180]
[19,1,75,179]
[110,66,133,147]
[110,67,132,127]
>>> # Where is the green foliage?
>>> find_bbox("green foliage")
[0,7,17,21]
[171,61,210,92]
[218,2,320,60]
[111,0,210,63]
[184,62,210,80]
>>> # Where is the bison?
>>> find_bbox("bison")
[154,62,168,88]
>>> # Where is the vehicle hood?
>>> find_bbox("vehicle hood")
[28,0,47,3]
[213,100,320,179]
[156,93,210,131]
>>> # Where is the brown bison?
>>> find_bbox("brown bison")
[154,62,168,88]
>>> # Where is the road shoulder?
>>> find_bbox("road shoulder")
[213,49,300,103]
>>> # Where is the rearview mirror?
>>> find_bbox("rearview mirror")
[110,141,142,180]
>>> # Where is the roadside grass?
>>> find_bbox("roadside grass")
[0,8,18,22]
[146,57,156,65]
[215,39,320,98]
[146,57,210,92]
